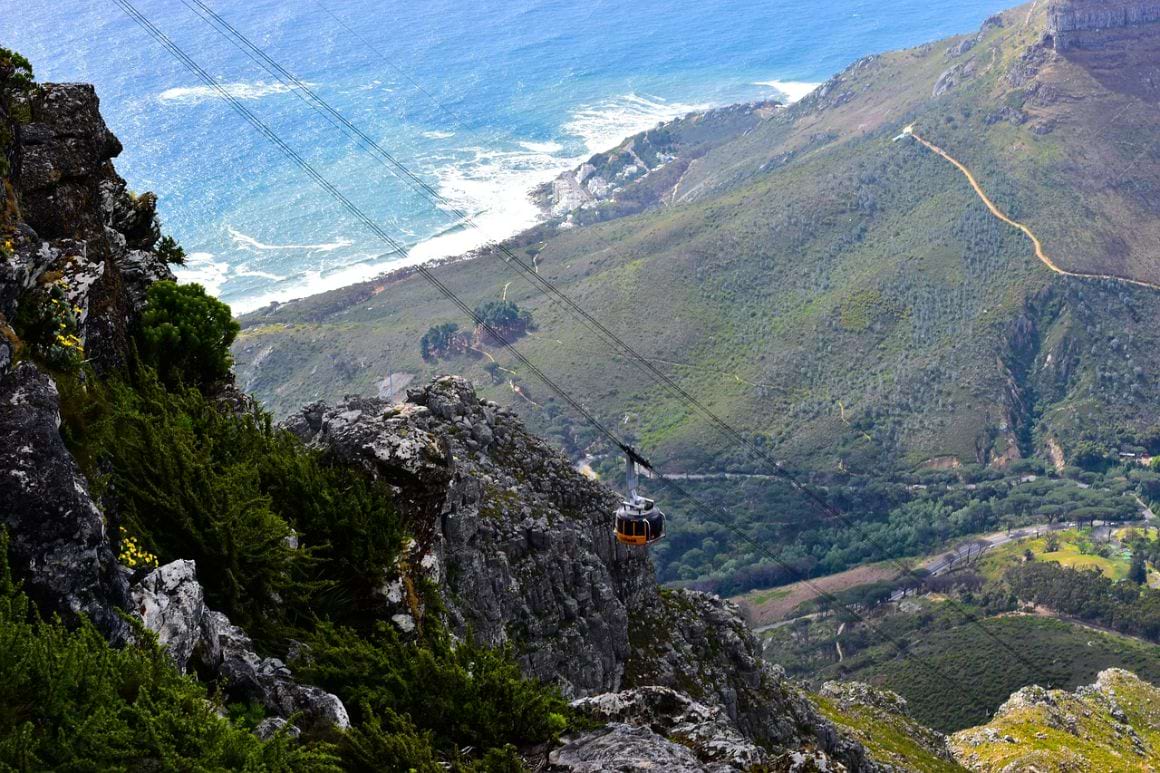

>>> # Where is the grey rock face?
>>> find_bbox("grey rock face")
[291,378,878,767]
[254,717,301,741]
[130,559,207,672]
[1048,0,1160,48]
[19,83,121,241]
[571,687,770,770]
[549,724,709,770]
[550,723,710,772]
[0,362,131,642]
[131,560,350,731]
[288,376,654,696]
[624,590,876,770]
[7,82,173,373]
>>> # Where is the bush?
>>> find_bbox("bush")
[299,620,571,759]
[474,300,532,331]
[0,532,336,770]
[156,234,186,265]
[420,322,459,360]
[67,367,407,644]
[11,277,83,371]
[136,281,239,387]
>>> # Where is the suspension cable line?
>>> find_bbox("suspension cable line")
[110,0,1051,687]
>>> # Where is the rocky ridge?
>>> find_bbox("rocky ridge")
[951,668,1160,770]
[0,77,350,734]
[285,379,899,770]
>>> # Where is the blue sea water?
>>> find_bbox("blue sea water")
[6,0,1011,313]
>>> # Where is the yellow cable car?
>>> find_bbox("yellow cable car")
[614,451,665,546]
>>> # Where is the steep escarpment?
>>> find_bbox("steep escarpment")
[1048,0,1160,49]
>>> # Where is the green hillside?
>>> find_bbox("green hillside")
[235,3,1160,590]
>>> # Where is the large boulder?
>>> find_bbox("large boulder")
[131,559,350,732]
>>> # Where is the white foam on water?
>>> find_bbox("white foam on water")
[228,226,355,253]
[561,92,714,155]
[176,252,230,296]
[233,264,287,281]
[158,81,314,105]
[752,80,822,103]
[422,130,456,140]
[219,92,721,313]
[518,140,564,154]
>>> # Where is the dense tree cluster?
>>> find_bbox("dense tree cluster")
[1005,561,1160,641]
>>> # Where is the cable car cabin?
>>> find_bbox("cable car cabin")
[613,450,665,546]
[615,497,665,546]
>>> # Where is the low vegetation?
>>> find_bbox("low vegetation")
[0,533,336,770]
[765,596,1160,732]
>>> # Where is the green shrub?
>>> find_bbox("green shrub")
[81,374,308,642]
[299,620,572,759]
[156,234,187,265]
[473,300,532,331]
[0,532,337,771]
[136,280,239,387]
[66,366,406,644]
[0,49,33,90]
[11,278,84,372]
[420,322,459,360]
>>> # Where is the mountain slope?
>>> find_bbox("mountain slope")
[235,1,1160,482]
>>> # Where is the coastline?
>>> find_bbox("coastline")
[229,83,818,319]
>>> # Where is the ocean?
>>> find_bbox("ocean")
[6,0,1011,313]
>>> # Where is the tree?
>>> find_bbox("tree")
[155,234,186,265]
[1130,552,1148,585]
[1044,533,1061,552]
[420,322,459,360]
[136,281,239,387]
[474,300,533,331]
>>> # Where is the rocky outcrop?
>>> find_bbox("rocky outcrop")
[131,560,350,732]
[0,361,131,642]
[533,100,779,219]
[4,81,173,372]
[1048,0,1160,49]
[624,589,875,770]
[952,669,1160,770]
[288,378,885,767]
[562,687,771,770]
[287,376,654,696]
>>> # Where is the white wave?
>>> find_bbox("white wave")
[422,130,456,140]
[220,94,722,314]
[234,264,286,281]
[561,92,714,156]
[752,80,822,104]
[225,253,418,314]
[175,252,230,297]
[518,140,564,154]
[158,81,312,105]
[228,226,354,253]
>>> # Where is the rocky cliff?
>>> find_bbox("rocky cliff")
[0,78,171,643]
[1048,0,1160,48]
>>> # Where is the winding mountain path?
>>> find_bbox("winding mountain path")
[906,128,1160,292]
